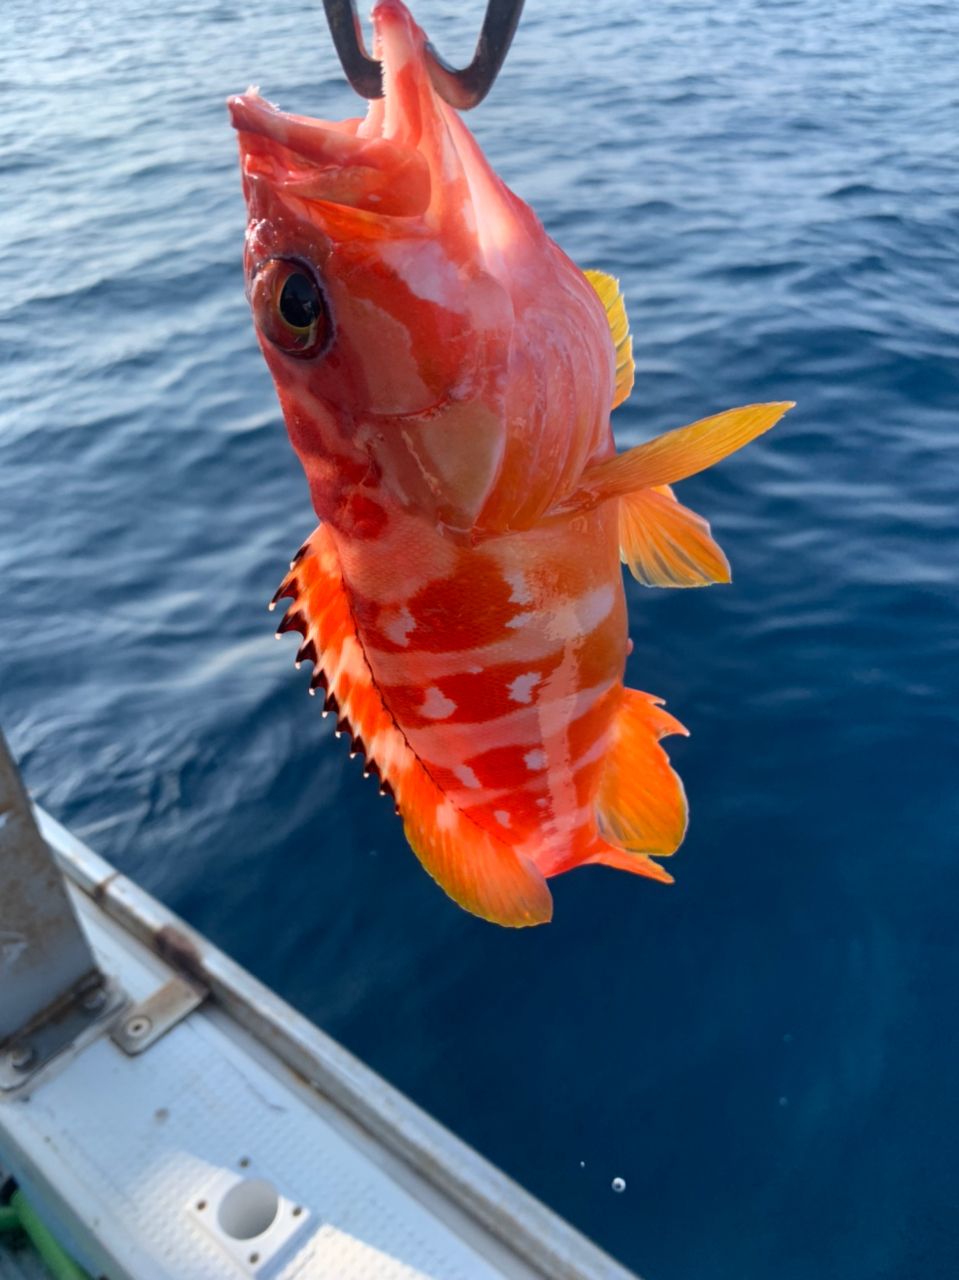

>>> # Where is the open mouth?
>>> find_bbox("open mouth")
[227,91,431,218]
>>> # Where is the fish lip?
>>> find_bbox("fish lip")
[229,85,433,219]
[227,89,352,157]
[227,88,283,139]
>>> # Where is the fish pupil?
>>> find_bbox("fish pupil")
[279,273,319,329]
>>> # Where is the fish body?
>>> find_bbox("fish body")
[229,0,791,925]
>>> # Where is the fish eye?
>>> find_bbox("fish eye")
[250,257,331,359]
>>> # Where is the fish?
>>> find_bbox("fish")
[227,0,792,927]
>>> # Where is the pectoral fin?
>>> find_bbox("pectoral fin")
[619,484,731,587]
[557,402,794,515]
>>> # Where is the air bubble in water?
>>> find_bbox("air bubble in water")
[611,1176,626,1193]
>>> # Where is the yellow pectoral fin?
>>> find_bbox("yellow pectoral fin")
[619,484,732,587]
[560,401,795,514]
[584,268,635,409]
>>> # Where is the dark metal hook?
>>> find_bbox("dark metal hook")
[320,0,526,110]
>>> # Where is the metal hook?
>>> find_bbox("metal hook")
[320,0,526,110]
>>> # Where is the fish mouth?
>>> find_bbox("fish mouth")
[229,0,522,268]
[227,90,431,218]
[227,1,441,219]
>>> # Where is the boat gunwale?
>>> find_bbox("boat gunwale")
[34,805,639,1280]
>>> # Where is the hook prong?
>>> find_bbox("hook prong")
[320,0,526,109]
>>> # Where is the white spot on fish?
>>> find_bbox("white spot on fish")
[494,809,512,828]
[578,584,616,630]
[453,764,482,789]
[504,571,532,606]
[524,749,547,772]
[507,672,539,704]
[505,612,533,630]
[378,240,462,308]
[420,686,457,719]
[383,607,415,646]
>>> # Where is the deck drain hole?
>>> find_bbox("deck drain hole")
[217,1179,279,1239]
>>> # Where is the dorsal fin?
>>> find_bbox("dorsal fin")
[584,268,635,409]
[271,525,553,928]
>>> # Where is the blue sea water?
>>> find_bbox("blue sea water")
[1,0,957,1275]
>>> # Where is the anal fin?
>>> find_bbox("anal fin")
[272,525,553,928]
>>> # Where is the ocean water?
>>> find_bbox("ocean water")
[2,0,957,1276]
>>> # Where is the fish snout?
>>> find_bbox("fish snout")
[228,91,430,217]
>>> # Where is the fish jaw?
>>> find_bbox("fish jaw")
[228,91,432,219]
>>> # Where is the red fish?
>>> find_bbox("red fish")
[228,0,792,927]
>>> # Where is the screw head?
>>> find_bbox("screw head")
[81,986,107,1012]
[6,1043,35,1071]
[124,1015,152,1039]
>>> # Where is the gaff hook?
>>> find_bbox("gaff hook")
[320,0,526,110]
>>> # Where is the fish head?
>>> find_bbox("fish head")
[229,0,614,539]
